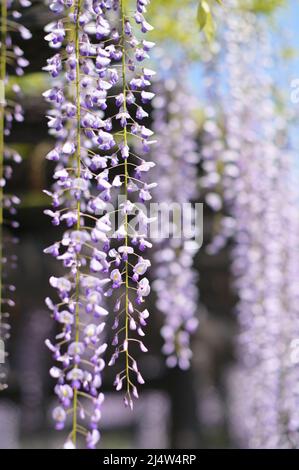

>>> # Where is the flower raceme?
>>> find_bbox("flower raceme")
[44,0,155,448]
[0,0,31,391]
[202,2,299,448]
[151,72,200,370]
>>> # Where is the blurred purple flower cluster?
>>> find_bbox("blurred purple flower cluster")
[151,71,200,370]
[0,0,31,391]
[202,2,299,448]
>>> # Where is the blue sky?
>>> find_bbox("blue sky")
[280,0,299,54]
[189,0,299,104]
[273,0,299,83]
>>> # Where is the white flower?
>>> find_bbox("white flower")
[62,141,75,155]
[67,368,84,382]
[52,406,66,423]
[136,161,155,173]
[57,310,74,325]
[68,342,85,356]
[134,259,151,276]
[49,276,72,292]
[63,440,76,450]
[55,384,73,400]
[87,429,100,448]
[49,366,63,379]
[137,278,151,297]
[118,246,134,256]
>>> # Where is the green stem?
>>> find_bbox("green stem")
[0,0,7,346]
[120,0,130,398]
[72,0,82,447]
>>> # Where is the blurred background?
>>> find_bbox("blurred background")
[1,0,299,449]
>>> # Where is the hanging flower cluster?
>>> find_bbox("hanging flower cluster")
[279,155,299,448]
[44,0,155,448]
[151,72,200,370]
[0,0,31,391]
[201,53,236,255]
[225,14,284,447]
[202,1,299,448]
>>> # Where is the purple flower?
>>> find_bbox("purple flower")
[110,269,122,288]
[137,277,150,299]
[151,63,200,371]
[52,405,67,430]
[45,0,155,447]
[200,7,299,448]
[0,0,30,391]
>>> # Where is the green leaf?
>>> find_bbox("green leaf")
[197,3,207,30]
[197,0,210,30]
[203,11,215,43]
[248,0,285,14]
